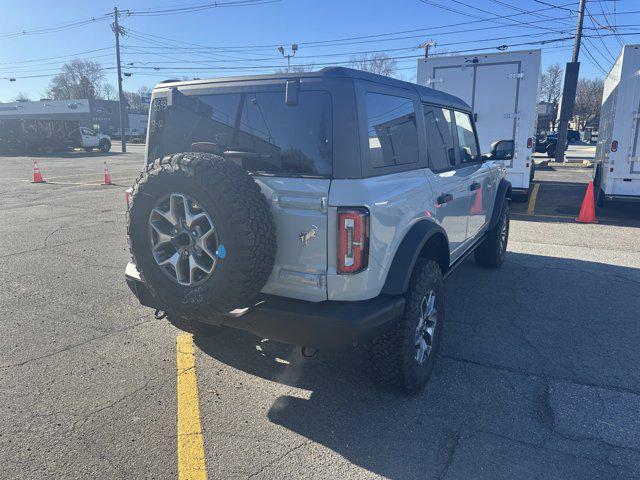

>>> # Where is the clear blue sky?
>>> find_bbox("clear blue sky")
[1,0,638,101]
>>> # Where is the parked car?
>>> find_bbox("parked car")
[567,129,581,143]
[535,132,557,157]
[125,68,513,393]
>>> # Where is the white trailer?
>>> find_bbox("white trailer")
[593,44,640,206]
[417,49,541,196]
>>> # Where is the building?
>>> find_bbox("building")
[0,98,144,135]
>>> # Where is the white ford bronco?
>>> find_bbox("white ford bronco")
[125,68,512,393]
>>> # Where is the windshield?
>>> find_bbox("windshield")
[148,89,332,177]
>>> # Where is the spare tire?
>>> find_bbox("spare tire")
[127,152,276,316]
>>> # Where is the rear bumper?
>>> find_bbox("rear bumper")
[601,192,640,203]
[125,262,405,350]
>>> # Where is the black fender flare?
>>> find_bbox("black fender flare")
[488,179,512,230]
[381,220,449,296]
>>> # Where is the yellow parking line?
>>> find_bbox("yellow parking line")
[526,183,541,215]
[176,334,207,480]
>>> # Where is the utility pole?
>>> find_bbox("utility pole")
[419,40,436,58]
[112,7,127,153]
[555,0,586,163]
[277,44,298,73]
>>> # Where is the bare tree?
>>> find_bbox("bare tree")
[124,86,152,113]
[349,53,397,77]
[574,78,604,130]
[13,92,30,102]
[101,83,117,101]
[47,59,104,100]
[275,64,316,74]
[539,63,563,131]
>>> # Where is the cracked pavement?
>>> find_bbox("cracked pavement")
[1,148,640,479]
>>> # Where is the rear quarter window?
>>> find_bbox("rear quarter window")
[365,93,419,168]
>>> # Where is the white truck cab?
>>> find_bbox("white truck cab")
[78,127,111,152]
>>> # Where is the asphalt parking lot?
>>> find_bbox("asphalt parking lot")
[2,145,640,479]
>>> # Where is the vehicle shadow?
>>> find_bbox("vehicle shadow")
[193,252,640,479]
[29,150,126,159]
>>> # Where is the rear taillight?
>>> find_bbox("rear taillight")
[611,140,618,152]
[337,207,369,274]
[527,137,533,149]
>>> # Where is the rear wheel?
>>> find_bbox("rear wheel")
[594,165,607,208]
[546,144,556,158]
[474,200,510,268]
[369,259,445,394]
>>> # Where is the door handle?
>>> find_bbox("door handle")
[469,181,481,191]
[437,193,453,205]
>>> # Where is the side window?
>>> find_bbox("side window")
[366,93,419,168]
[423,105,456,171]
[453,111,480,163]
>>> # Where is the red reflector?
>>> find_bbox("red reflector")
[611,140,618,152]
[527,137,533,149]
[337,208,369,274]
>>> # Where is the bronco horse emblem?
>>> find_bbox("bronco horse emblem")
[299,225,318,246]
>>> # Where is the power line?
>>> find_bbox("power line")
[124,0,281,17]
[585,6,618,63]
[0,15,111,39]
[121,31,571,66]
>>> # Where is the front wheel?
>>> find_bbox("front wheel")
[546,145,556,158]
[369,259,445,394]
[474,200,510,268]
[99,140,111,153]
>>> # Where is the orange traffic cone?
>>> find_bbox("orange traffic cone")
[470,187,483,215]
[31,160,45,183]
[102,162,113,186]
[576,180,598,223]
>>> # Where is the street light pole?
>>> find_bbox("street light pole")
[555,0,587,163]
[278,44,298,73]
[112,7,127,153]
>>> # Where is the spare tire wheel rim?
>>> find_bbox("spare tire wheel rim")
[148,192,220,287]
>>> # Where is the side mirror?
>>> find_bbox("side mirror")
[490,139,514,160]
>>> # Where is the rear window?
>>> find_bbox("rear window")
[149,90,332,177]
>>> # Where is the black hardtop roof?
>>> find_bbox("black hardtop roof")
[156,66,471,112]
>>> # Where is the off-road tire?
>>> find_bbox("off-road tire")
[99,140,111,153]
[369,259,445,395]
[474,200,510,268]
[127,152,276,318]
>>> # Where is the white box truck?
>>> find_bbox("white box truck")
[593,44,640,206]
[417,49,541,197]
